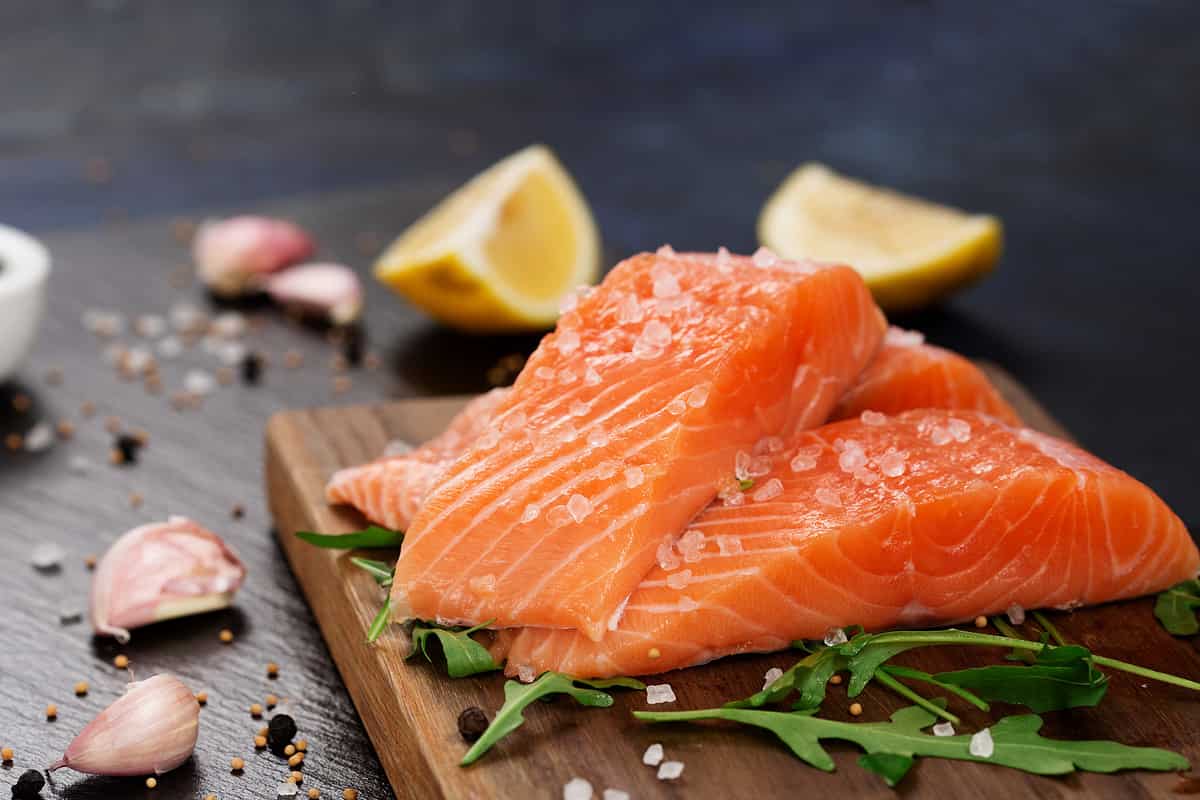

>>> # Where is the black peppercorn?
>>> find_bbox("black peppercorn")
[457,706,489,742]
[13,769,45,798]
[114,434,141,464]
[240,352,263,385]
[267,713,298,754]
[342,325,364,368]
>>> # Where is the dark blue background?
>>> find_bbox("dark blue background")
[2,0,1197,528]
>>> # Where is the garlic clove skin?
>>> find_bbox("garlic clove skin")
[91,516,247,643]
[50,674,199,776]
[193,215,315,297]
[265,262,364,324]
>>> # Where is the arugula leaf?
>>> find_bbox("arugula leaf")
[635,702,1189,781]
[878,665,990,712]
[366,598,391,643]
[462,672,645,765]
[408,621,501,678]
[726,647,844,710]
[1155,579,1200,635]
[296,525,403,549]
[350,556,394,586]
[857,752,914,787]
[935,645,1108,712]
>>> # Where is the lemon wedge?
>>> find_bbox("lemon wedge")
[375,144,601,333]
[758,163,1002,311]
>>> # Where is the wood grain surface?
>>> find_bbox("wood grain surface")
[265,370,1200,800]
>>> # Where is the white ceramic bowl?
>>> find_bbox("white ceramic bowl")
[0,224,50,382]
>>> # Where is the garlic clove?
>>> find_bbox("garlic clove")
[91,516,247,643]
[265,262,363,324]
[193,215,315,297]
[50,674,199,776]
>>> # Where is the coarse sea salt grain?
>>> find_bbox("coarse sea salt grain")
[686,383,710,408]
[752,477,783,502]
[617,293,644,325]
[642,743,664,766]
[624,467,645,489]
[948,417,972,442]
[667,397,687,415]
[790,453,817,472]
[31,542,66,571]
[824,627,848,646]
[656,541,680,571]
[930,426,953,446]
[68,455,92,474]
[520,504,540,524]
[135,314,167,338]
[885,327,925,348]
[24,422,54,452]
[558,368,578,385]
[58,604,83,625]
[383,439,414,457]
[860,410,887,426]
[754,436,785,456]
[219,341,247,365]
[932,721,956,737]
[277,780,300,798]
[557,329,581,356]
[1006,603,1026,625]
[751,246,777,268]
[517,664,537,683]
[878,450,906,478]
[641,320,672,348]
[535,366,556,380]
[716,535,743,556]
[587,428,609,448]
[212,311,246,338]
[838,443,867,472]
[646,684,676,705]
[969,728,994,758]
[184,369,216,396]
[567,494,592,523]
[602,789,630,800]
[734,450,752,481]
[570,400,590,417]
[584,365,602,386]
[653,272,681,299]
[156,336,183,359]
[563,777,593,800]
[666,569,692,590]
[678,530,705,562]
[657,761,685,780]
[763,667,784,690]
[632,337,663,360]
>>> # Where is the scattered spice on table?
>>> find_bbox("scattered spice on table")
[13,769,45,799]
[266,694,279,709]
[46,703,58,720]
[74,681,89,696]
[250,703,264,718]
[457,706,489,742]
[267,662,280,678]
[56,419,75,439]
[114,654,129,669]
[230,756,245,772]
[255,735,267,749]
[268,713,298,754]
[0,746,12,762]
[195,691,208,705]
[849,702,863,716]
[219,629,234,643]
[146,776,158,788]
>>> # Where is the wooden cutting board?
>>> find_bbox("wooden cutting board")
[264,365,1200,799]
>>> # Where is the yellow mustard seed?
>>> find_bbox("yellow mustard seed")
[343,789,359,800]
[145,777,157,789]
[647,647,661,659]
[258,726,269,737]
[2,747,14,761]
[295,739,308,752]
[289,753,305,767]
[308,790,321,799]
[829,674,843,685]
[849,702,863,717]
[266,694,279,709]
[195,691,208,705]
[290,771,304,783]
[230,756,245,771]
[254,735,266,749]
[266,662,280,678]
[46,704,58,720]
[974,615,988,628]
[74,681,88,696]
[219,629,234,643]
[249,703,263,717]
[114,654,129,669]
[284,744,296,756]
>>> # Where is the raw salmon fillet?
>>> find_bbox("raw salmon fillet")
[391,249,886,639]
[496,409,1198,677]
[324,389,508,531]
[832,327,1021,426]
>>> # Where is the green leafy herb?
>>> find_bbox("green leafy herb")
[877,665,990,712]
[872,666,959,723]
[462,672,644,765]
[935,645,1108,712]
[738,478,755,491]
[1031,610,1068,646]
[296,525,403,549]
[635,702,1188,782]
[1154,579,1200,635]
[856,752,914,787]
[350,556,394,586]
[729,628,1200,712]
[409,621,501,678]
[366,598,391,643]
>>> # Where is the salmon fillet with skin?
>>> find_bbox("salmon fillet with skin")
[832,327,1021,426]
[495,409,1197,677]
[391,249,886,640]
[324,389,508,532]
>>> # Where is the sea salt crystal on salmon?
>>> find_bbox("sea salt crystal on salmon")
[389,250,885,640]
[495,410,1198,676]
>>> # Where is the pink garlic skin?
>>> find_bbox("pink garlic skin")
[265,261,364,324]
[91,516,247,643]
[193,215,315,297]
[50,674,199,776]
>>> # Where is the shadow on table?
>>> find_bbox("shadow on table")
[389,324,543,396]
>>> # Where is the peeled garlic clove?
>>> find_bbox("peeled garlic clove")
[193,215,315,297]
[91,516,247,642]
[50,674,199,776]
[265,262,363,324]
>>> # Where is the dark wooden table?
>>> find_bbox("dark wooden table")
[1,3,1197,798]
